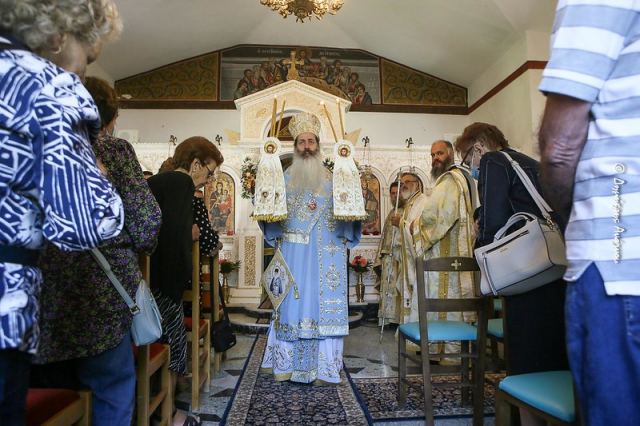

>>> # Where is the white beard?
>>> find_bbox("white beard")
[400,187,415,201]
[288,151,326,193]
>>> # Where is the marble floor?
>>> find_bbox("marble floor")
[175,321,495,425]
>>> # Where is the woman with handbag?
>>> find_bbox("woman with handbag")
[455,122,568,378]
[32,77,162,425]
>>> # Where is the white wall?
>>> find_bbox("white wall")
[468,35,528,105]
[469,71,537,156]
[468,31,551,157]
[116,109,470,149]
[468,30,550,106]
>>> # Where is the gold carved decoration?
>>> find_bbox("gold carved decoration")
[244,236,257,287]
[381,59,466,107]
[115,53,219,101]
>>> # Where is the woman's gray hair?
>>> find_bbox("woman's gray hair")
[0,0,122,54]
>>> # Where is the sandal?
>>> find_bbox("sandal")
[182,414,201,426]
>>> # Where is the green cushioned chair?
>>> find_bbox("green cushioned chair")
[495,370,578,425]
[397,256,490,426]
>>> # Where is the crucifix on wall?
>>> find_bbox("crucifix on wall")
[282,50,304,81]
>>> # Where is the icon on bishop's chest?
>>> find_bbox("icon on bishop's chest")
[308,198,317,211]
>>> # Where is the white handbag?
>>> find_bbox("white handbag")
[475,152,567,296]
[91,248,163,345]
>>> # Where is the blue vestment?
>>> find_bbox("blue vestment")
[261,168,361,383]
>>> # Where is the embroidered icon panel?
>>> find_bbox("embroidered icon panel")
[261,247,295,310]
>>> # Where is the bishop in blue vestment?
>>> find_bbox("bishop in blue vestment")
[260,112,361,384]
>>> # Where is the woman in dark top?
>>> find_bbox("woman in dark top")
[147,136,223,426]
[455,122,568,376]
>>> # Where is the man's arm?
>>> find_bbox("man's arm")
[538,94,592,226]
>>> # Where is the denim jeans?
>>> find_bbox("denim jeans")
[80,332,135,426]
[0,349,31,425]
[31,332,135,426]
[566,264,640,426]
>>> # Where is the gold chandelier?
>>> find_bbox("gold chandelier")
[260,0,344,23]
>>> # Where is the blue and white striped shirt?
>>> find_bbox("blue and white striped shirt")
[0,36,124,353]
[539,0,640,295]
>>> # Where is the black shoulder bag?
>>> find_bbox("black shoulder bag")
[212,259,236,353]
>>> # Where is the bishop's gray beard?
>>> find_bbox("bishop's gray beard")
[288,150,326,194]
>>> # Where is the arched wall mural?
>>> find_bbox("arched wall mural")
[115,44,467,113]
[205,171,236,235]
[360,173,381,236]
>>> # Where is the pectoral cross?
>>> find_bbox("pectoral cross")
[282,50,304,81]
[451,259,462,271]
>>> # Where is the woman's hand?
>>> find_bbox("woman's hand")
[96,158,108,177]
[192,224,200,241]
[210,241,223,258]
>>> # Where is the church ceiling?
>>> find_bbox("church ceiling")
[102,0,556,88]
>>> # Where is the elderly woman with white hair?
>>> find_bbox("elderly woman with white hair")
[0,0,124,422]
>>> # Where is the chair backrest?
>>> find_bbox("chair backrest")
[139,253,150,283]
[135,253,172,426]
[415,256,489,339]
[183,241,201,321]
[416,256,484,309]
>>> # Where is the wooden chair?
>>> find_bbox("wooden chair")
[136,254,172,426]
[183,242,211,411]
[397,256,490,426]
[200,254,223,374]
[495,370,578,425]
[26,389,91,426]
[134,343,172,426]
[486,297,506,372]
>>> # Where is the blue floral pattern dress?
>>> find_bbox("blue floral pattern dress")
[0,35,124,354]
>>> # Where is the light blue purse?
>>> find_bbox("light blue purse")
[91,248,163,345]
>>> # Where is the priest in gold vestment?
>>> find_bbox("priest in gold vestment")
[375,181,404,324]
[394,172,429,325]
[413,140,475,355]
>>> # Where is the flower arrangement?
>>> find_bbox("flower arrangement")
[240,157,258,199]
[219,259,241,274]
[348,255,371,273]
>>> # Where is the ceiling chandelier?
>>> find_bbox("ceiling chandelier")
[260,0,344,23]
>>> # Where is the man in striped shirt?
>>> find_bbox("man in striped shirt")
[539,1,640,424]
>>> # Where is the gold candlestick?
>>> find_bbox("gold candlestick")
[321,101,338,143]
[270,96,278,137]
[337,98,345,138]
[222,272,230,304]
[276,99,286,137]
[356,272,365,303]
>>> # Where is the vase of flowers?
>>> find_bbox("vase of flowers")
[219,259,241,304]
[349,255,370,303]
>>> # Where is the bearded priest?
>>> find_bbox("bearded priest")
[392,172,429,325]
[260,112,362,385]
